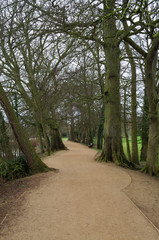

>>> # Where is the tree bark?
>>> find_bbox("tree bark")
[36,122,44,154]
[50,127,66,152]
[96,41,104,150]
[69,107,75,141]
[40,115,51,156]
[140,89,149,161]
[82,132,86,144]
[124,42,139,164]
[98,0,134,168]
[143,37,159,175]
[0,83,48,174]
[97,106,104,149]
[83,55,93,145]
[123,87,131,162]
[0,111,14,160]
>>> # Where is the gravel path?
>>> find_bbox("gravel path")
[0,141,159,240]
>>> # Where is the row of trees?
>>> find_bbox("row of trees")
[0,0,158,176]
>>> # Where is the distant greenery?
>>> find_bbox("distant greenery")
[93,137,142,159]
[62,137,68,141]
[122,136,142,160]
[62,136,142,161]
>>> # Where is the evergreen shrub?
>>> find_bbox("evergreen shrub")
[0,155,30,180]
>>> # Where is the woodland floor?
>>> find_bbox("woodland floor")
[0,141,159,240]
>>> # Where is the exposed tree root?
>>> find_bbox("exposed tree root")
[96,151,137,170]
[141,164,159,177]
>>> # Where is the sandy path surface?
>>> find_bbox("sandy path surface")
[0,141,159,240]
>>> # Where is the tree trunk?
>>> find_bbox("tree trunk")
[36,122,44,154]
[123,88,131,162]
[70,114,75,141]
[50,127,66,152]
[0,83,48,174]
[0,111,14,160]
[143,37,159,175]
[97,123,104,149]
[82,132,86,144]
[83,57,92,145]
[97,106,104,149]
[140,89,149,161]
[96,42,104,150]
[98,0,134,168]
[86,128,89,145]
[124,42,139,164]
[40,115,51,156]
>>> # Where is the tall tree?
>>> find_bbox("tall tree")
[122,0,159,174]
[124,42,139,164]
[0,110,14,160]
[25,0,135,167]
[139,62,149,162]
[0,1,70,154]
[0,82,48,173]
[99,0,133,167]
[123,85,132,162]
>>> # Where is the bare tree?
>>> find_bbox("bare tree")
[0,82,48,173]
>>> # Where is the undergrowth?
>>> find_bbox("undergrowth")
[0,155,30,181]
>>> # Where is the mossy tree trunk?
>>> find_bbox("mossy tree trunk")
[70,114,75,141]
[82,132,86,144]
[40,115,51,156]
[0,111,14,161]
[48,112,66,151]
[140,89,149,161]
[123,87,131,162]
[0,83,48,174]
[36,122,44,154]
[97,106,104,149]
[83,54,93,145]
[96,42,104,150]
[123,18,159,174]
[143,37,159,175]
[124,42,139,164]
[99,0,134,168]
[50,127,66,152]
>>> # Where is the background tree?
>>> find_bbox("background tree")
[124,42,139,164]
[0,82,48,173]
[0,110,13,161]
[122,0,159,174]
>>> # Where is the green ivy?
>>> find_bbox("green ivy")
[0,155,30,180]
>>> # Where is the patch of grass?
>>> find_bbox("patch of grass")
[122,136,142,160]
[92,136,142,160]
[62,137,68,141]
[93,147,102,152]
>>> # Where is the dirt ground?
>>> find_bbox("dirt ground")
[0,141,159,240]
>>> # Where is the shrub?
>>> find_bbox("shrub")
[0,155,30,180]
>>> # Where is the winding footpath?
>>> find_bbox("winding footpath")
[1,141,159,240]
